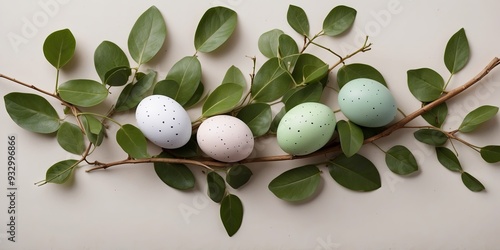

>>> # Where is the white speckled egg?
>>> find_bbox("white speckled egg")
[277,102,336,156]
[197,115,254,162]
[338,78,397,127]
[135,95,192,149]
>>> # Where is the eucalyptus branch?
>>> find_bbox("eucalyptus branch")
[0,74,60,99]
[84,57,500,171]
[329,36,372,71]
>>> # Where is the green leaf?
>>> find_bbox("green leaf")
[337,120,364,157]
[154,152,195,190]
[45,159,78,184]
[337,63,387,89]
[292,54,328,85]
[282,82,323,111]
[43,29,76,69]
[116,124,150,159]
[385,145,419,175]
[458,105,498,133]
[94,41,130,82]
[80,114,104,146]
[236,103,272,137]
[444,28,470,74]
[268,165,321,202]
[287,5,309,36]
[57,122,85,155]
[182,82,206,109]
[480,145,500,163]
[4,93,60,134]
[153,79,179,99]
[421,102,448,128]
[165,56,202,106]
[128,6,167,64]
[226,165,253,189]
[278,34,299,71]
[104,66,131,87]
[58,79,108,107]
[270,107,286,134]
[258,29,284,58]
[202,83,243,117]
[207,171,226,203]
[222,66,247,87]
[413,129,448,146]
[328,153,381,191]
[322,5,357,36]
[166,135,199,158]
[435,147,462,172]
[407,68,444,102]
[194,6,237,53]
[115,71,157,112]
[461,172,485,192]
[251,57,293,102]
[220,194,243,237]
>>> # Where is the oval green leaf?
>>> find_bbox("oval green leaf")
[322,5,357,37]
[207,171,226,203]
[328,153,381,191]
[385,145,419,175]
[43,28,76,69]
[251,57,293,102]
[154,152,195,190]
[220,194,243,237]
[165,56,202,106]
[104,66,131,87]
[283,82,323,111]
[268,165,321,202]
[292,54,328,85]
[94,40,130,82]
[202,83,243,117]
[461,172,485,192]
[444,28,470,74]
[258,29,284,58]
[435,147,462,172]
[480,145,500,163]
[115,71,157,112]
[166,135,200,158]
[116,124,150,159]
[80,114,104,146]
[269,107,286,134]
[337,63,387,89]
[45,159,78,184]
[58,79,108,107]
[4,92,60,134]
[458,105,498,133]
[287,5,309,36]
[226,165,253,189]
[128,6,167,64]
[407,68,444,102]
[222,65,247,87]
[413,129,448,146]
[195,6,237,53]
[421,102,448,128]
[278,34,299,71]
[337,120,364,157]
[236,103,272,137]
[57,122,85,155]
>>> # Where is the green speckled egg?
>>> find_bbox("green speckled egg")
[338,78,397,127]
[277,102,336,156]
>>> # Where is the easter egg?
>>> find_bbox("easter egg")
[197,115,254,162]
[338,78,397,127]
[135,95,192,149]
[277,102,336,156]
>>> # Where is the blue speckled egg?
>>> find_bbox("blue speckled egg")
[277,102,336,156]
[338,78,397,127]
